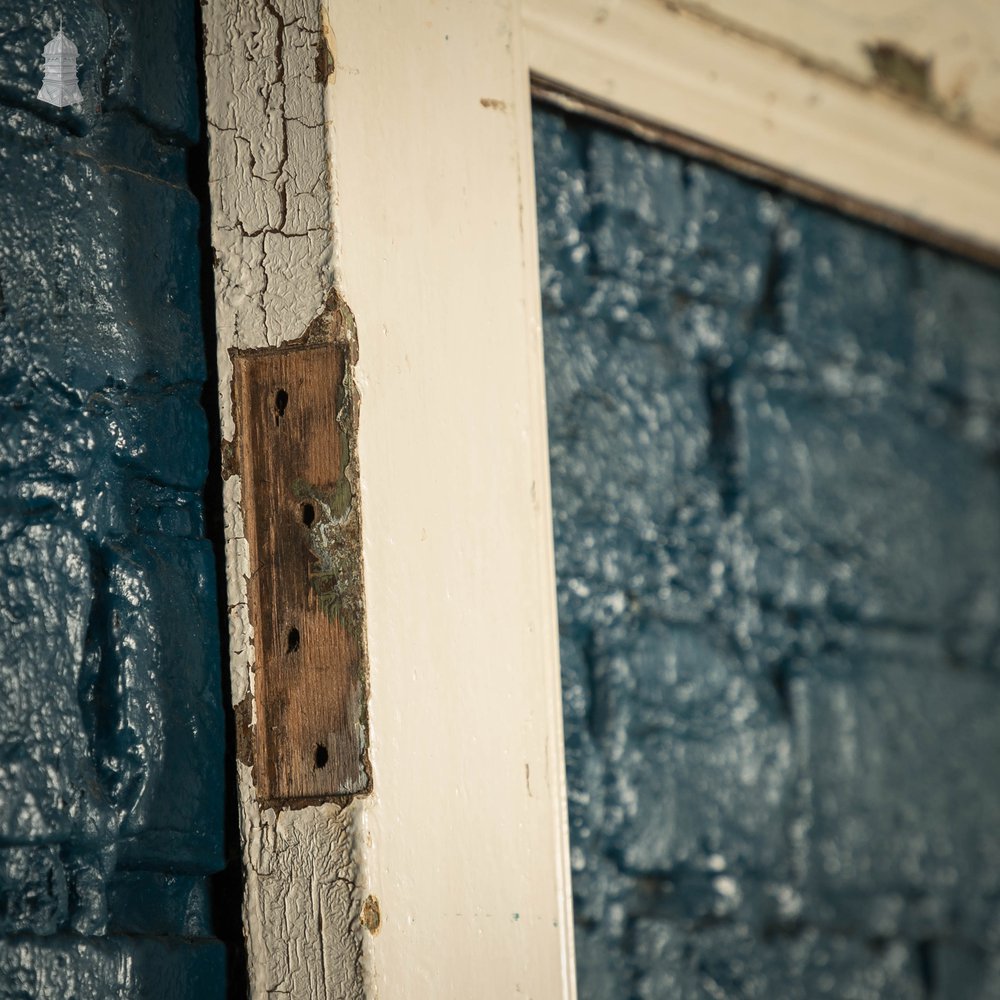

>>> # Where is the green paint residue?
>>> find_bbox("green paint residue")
[290,341,366,640]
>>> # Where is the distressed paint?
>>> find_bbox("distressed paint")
[535,103,1000,999]
[0,0,226,995]
[523,0,1000,266]
[207,0,576,996]
[204,0,335,431]
[664,0,1000,143]
[204,2,367,996]
[233,338,369,803]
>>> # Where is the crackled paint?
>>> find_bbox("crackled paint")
[535,103,1000,999]
[0,1,226,996]
[206,1,576,997]
[204,1,367,996]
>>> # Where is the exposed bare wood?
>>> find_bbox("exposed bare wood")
[233,341,368,805]
[204,2,366,996]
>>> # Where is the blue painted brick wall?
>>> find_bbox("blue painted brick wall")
[534,104,1000,999]
[0,3,226,996]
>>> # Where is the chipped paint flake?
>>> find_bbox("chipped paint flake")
[205,1,367,996]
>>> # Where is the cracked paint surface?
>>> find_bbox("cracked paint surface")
[205,0,334,435]
[535,104,1000,999]
[205,2,365,997]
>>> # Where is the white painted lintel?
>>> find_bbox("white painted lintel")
[523,0,1000,264]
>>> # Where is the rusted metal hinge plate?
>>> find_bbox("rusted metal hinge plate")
[233,341,368,805]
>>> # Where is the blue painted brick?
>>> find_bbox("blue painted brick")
[536,101,1000,999]
[0,937,226,1000]
[609,622,792,876]
[573,920,634,1000]
[0,847,68,936]
[749,205,916,391]
[0,0,227,992]
[99,539,223,873]
[533,112,592,314]
[0,522,113,847]
[937,944,1000,1000]
[634,921,923,999]
[794,642,1000,938]
[107,873,213,938]
[742,385,1000,628]
[915,248,1000,408]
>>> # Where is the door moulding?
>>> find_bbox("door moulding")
[523,0,1000,268]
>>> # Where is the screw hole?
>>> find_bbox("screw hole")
[274,388,289,424]
[314,744,328,769]
[286,627,300,653]
[301,503,315,527]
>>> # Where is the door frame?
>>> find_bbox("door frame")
[203,2,1000,997]
[524,0,1000,269]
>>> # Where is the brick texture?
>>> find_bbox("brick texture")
[535,105,1000,999]
[0,3,226,997]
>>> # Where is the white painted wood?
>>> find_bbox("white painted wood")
[667,0,1000,144]
[327,1,576,996]
[205,2,367,997]
[206,1,1000,995]
[206,0,576,996]
[523,0,1000,259]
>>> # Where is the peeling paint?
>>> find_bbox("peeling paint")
[205,1,367,996]
[238,766,365,999]
[865,40,935,105]
[220,437,238,480]
[315,36,335,83]
[234,694,254,770]
[360,895,381,935]
[657,0,1000,143]
[206,0,334,439]
[320,4,337,86]
[292,299,368,642]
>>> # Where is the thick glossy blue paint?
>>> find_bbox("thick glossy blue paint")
[0,2,226,996]
[535,105,1000,999]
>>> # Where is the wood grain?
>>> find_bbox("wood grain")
[233,341,367,804]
